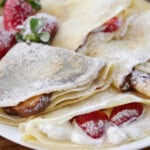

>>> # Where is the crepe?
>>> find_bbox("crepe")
[20,87,150,149]
[0,42,113,125]
[131,0,150,11]
[78,11,150,97]
[40,0,131,50]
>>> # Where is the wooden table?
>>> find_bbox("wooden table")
[0,136,31,150]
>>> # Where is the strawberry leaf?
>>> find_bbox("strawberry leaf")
[16,18,50,44]
[0,0,6,7]
[30,18,39,33]
[30,18,44,33]
[27,0,41,11]
[15,32,23,41]
[39,31,50,43]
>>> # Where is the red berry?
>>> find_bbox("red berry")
[110,102,143,126]
[102,17,122,32]
[4,0,34,32]
[36,13,58,38]
[73,111,108,139]
[0,30,16,59]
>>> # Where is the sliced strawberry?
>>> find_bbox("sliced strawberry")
[110,102,143,126]
[4,0,34,32]
[101,17,122,32]
[0,30,16,59]
[72,111,108,139]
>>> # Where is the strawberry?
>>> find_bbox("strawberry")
[101,17,122,32]
[0,30,16,59]
[110,102,143,126]
[17,13,58,43]
[3,0,41,32]
[72,111,108,139]
[37,13,58,38]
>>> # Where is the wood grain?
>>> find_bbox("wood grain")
[0,136,32,150]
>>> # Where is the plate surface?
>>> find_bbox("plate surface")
[0,123,150,150]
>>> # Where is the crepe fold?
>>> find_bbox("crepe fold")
[78,11,150,97]
[0,42,113,125]
[20,87,150,150]
[40,0,131,50]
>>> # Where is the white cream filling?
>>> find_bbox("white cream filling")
[39,106,150,146]
[107,126,127,144]
[39,121,105,145]
[39,122,72,141]
[107,106,150,144]
[71,121,105,145]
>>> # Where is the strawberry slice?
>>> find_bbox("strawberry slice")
[101,17,122,32]
[4,0,34,32]
[110,102,143,126]
[0,30,16,59]
[73,111,108,139]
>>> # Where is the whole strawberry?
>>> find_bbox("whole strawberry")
[0,30,16,59]
[17,13,58,44]
[4,0,41,32]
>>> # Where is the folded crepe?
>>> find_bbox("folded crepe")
[40,0,131,50]
[20,87,150,150]
[0,42,113,125]
[131,0,150,11]
[78,10,150,97]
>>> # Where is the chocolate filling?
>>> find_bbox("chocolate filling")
[120,68,150,92]
[4,94,51,117]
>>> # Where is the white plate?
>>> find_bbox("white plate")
[0,123,150,150]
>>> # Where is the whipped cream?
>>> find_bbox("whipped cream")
[107,126,127,144]
[39,122,72,141]
[39,121,105,145]
[107,105,150,144]
[38,105,150,146]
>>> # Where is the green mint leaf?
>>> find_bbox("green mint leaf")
[0,0,6,7]
[30,18,39,33]
[39,32,50,43]
[27,0,41,11]
[30,18,44,34]
[25,34,40,42]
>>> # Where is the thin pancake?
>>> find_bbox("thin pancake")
[48,63,113,108]
[0,63,113,126]
[20,87,150,149]
[78,11,150,97]
[41,0,131,50]
[0,42,105,107]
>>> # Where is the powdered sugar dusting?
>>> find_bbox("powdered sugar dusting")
[0,42,104,107]
[4,0,34,31]
[131,69,150,86]
[111,109,139,125]
[0,30,16,59]
[36,13,58,24]
[0,31,14,49]
[81,120,104,138]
